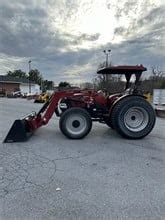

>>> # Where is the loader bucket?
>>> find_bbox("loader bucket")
[4,118,33,143]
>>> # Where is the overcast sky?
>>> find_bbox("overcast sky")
[0,0,164,84]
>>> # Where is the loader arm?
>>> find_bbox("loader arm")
[3,91,74,143]
[37,91,77,125]
[39,90,97,124]
[4,90,87,143]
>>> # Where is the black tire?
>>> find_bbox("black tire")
[59,107,92,139]
[111,96,156,139]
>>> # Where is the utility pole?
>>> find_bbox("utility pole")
[28,60,31,94]
[103,49,111,82]
[103,49,111,67]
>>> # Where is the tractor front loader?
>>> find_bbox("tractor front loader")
[4,65,156,143]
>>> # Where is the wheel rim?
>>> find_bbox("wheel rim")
[65,114,87,135]
[124,107,149,132]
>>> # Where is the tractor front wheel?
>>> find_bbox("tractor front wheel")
[59,107,92,139]
[111,96,156,139]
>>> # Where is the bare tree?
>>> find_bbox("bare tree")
[151,66,164,79]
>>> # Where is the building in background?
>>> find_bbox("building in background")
[0,75,40,95]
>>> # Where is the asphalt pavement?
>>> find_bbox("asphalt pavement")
[0,98,165,220]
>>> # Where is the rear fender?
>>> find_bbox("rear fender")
[108,94,146,116]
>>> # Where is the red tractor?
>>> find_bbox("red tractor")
[4,65,156,143]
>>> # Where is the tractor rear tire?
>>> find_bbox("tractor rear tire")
[111,96,156,139]
[59,107,92,139]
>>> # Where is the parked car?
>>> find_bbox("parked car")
[7,91,23,98]
[0,89,6,97]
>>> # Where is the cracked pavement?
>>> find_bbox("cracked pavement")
[0,98,165,219]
